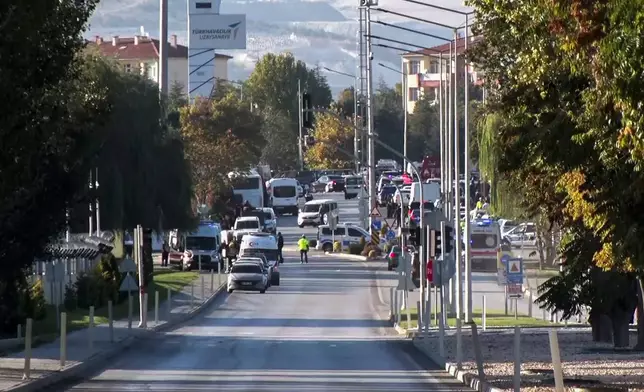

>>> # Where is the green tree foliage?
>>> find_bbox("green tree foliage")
[0,0,108,334]
[259,107,299,171]
[180,93,264,206]
[468,0,644,346]
[246,52,332,166]
[335,87,355,118]
[304,112,354,169]
[407,95,439,162]
[166,81,187,129]
[373,81,404,161]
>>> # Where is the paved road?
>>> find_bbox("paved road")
[48,252,472,391]
[44,194,471,392]
[278,192,362,244]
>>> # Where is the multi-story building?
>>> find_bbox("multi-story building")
[401,36,483,114]
[88,33,232,94]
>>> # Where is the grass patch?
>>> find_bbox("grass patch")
[29,270,198,344]
[396,307,554,330]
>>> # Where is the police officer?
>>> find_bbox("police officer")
[277,232,284,263]
[298,235,309,264]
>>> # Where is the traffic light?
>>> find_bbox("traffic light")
[433,229,442,257]
[408,226,420,246]
[444,224,454,254]
[302,92,312,128]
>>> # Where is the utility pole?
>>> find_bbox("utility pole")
[159,0,168,97]
[365,5,376,235]
[95,168,100,235]
[88,170,93,236]
[447,39,455,314]
[453,29,462,320]
[463,14,472,323]
[298,79,304,170]
[439,52,444,207]
[401,57,408,171]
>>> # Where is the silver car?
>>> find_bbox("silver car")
[227,262,268,293]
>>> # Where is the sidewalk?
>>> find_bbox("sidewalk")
[0,270,227,392]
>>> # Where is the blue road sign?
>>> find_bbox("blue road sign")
[372,219,382,231]
[506,257,523,284]
[386,229,395,240]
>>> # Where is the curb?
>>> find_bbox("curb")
[6,281,228,392]
[411,337,504,392]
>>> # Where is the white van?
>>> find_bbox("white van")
[297,199,339,228]
[233,216,262,240]
[168,221,222,271]
[343,175,363,199]
[409,182,441,206]
[315,223,370,252]
[239,233,280,285]
[267,177,299,215]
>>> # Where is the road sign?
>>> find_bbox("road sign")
[384,217,396,229]
[506,257,523,284]
[507,283,523,298]
[119,273,139,292]
[497,253,512,285]
[372,219,382,231]
[119,257,137,273]
[370,206,382,217]
[386,229,395,240]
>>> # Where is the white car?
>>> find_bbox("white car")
[233,216,262,240]
[503,223,537,247]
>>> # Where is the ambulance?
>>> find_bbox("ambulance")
[238,233,280,286]
[468,218,502,272]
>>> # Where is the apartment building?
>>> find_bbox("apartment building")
[401,36,483,114]
[88,33,232,94]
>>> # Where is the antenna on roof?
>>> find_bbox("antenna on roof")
[140,26,145,36]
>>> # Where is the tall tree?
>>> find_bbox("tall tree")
[246,52,332,138]
[259,107,299,171]
[407,95,439,162]
[335,87,355,118]
[180,93,264,206]
[373,81,404,161]
[304,111,354,169]
[0,0,106,334]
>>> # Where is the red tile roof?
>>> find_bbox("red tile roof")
[403,35,483,57]
[86,35,233,61]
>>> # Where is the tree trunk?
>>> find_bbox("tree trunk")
[590,311,613,343]
[611,310,631,348]
[634,277,644,350]
[536,228,546,270]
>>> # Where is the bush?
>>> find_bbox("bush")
[28,279,47,320]
[98,254,121,303]
[75,266,115,310]
[348,244,363,255]
[333,241,341,252]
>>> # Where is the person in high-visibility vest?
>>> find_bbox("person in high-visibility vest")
[476,197,483,210]
[298,235,310,264]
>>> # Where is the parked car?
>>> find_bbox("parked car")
[324,176,346,192]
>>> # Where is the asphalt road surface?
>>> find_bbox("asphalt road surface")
[51,252,472,391]
[49,192,471,392]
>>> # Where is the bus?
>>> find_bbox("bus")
[229,170,265,208]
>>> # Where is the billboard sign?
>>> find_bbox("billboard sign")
[189,14,247,50]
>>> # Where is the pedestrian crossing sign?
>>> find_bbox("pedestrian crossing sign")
[509,260,520,273]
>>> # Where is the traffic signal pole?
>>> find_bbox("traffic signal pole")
[297,79,304,170]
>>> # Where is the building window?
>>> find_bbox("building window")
[429,60,439,74]
[408,87,419,102]
[124,63,131,73]
[408,60,420,74]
